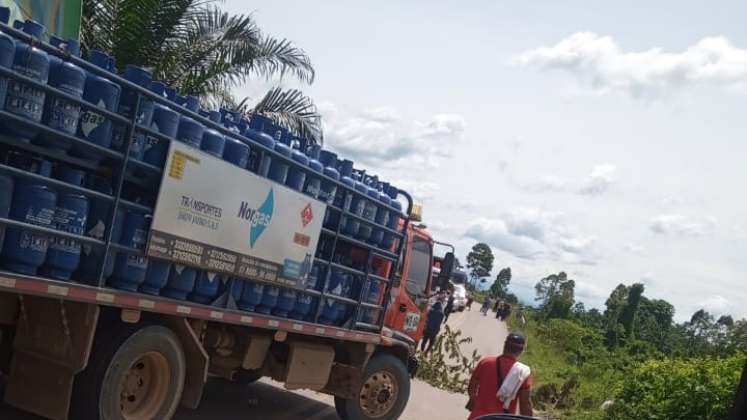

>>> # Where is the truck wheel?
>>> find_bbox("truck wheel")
[71,324,186,420]
[334,354,410,420]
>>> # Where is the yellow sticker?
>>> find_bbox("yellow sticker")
[169,150,200,180]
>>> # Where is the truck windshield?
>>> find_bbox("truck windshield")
[406,237,432,308]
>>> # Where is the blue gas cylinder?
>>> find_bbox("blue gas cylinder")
[0,173,12,251]
[244,128,275,176]
[370,184,391,246]
[289,293,313,320]
[326,268,349,297]
[226,277,244,302]
[40,166,89,280]
[274,288,297,318]
[303,144,323,199]
[319,151,340,229]
[336,160,358,234]
[382,184,402,249]
[75,50,121,160]
[357,180,379,242]
[176,96,204,148]
[191,271,221,304]
[112,65,154,158]
[201,111,225,158]
[76,175,124,284]
[344,172,368,238]
[4,20,49,140]
[139,260,170,295]
[162,264,197,300]
[237,117,249,133]
[238,281,264,312]
[249,113,274,132]
[318,298,339,325]
[142,82,179,167]
[222,136,250,168]
[0,8,15,112]
[257,285,279,314]
[164,86,176,101]
[38,39,85,151]
[267,141,292,183]
[109,211,149,291]
[286,142,308,191]
[1,159,56,275]
[318,151,339,204]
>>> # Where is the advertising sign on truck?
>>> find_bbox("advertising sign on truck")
[148,142,327,289]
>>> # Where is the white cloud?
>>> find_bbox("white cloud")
[624,243,645,254]
[640,272,656,286]
[649,214,717,236]
[391,179,440,203]
[578,163,617,196]
[523,175,568,193]
[464,208,598,264]
[699,295,733,316]
[575,280,610,303]
[514,32,747,99]
[321,105,465,169]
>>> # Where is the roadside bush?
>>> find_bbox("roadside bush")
[416,325,481,393]
[605,353,745,420]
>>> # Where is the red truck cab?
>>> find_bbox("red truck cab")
[384,224,454,344]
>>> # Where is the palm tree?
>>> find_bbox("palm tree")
[81,0,322,143]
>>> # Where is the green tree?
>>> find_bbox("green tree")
[607,354,746,420]
[466,243,494,286]
[535,272,576,319]
[634,297,675,353]
[490,267,511,298]
[619,283,645,339]
[603,284,629,348]
[81,0,322,142]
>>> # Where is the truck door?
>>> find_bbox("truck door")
[386,232,433,341]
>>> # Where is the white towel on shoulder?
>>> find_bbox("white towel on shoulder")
[496,361,531,412]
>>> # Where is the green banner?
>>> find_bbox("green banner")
[0,0,82,39]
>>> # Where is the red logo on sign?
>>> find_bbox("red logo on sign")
[301,203,313,227]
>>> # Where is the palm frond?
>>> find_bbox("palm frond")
[248,88,322,145]
[246,36,315,84]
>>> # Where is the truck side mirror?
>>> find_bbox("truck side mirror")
[437,252,455,289]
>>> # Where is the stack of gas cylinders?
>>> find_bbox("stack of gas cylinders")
[0,14,404,328]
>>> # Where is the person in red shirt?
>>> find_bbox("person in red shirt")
[467,333,533,419]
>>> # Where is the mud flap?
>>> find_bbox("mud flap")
[5,296,99,420]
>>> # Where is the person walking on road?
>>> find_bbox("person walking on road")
[480,297,491,315]
[420,300,445,353]
[443,290,455,324]
[501,303,512,321]
[466,334,534,419]
[466,295,474,311]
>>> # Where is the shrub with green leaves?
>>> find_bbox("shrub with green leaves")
[606,353,745,420]
[416,325,481,393]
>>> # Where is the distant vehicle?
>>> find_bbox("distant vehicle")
[453,284,468,311]
[451,269,468,284]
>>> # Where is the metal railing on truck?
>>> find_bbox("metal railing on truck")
[0,21,413,334]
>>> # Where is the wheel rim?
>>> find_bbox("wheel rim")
[118,351,171,420]
[359,370,398,418]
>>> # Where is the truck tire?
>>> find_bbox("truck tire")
[71,323,186,420]
[334,354,411,420]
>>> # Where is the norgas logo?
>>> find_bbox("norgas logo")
[237,188,274,248]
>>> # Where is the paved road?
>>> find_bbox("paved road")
[0,309,507,420]
[445,306,508,359]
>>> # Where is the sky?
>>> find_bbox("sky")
[224,0,747,321]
